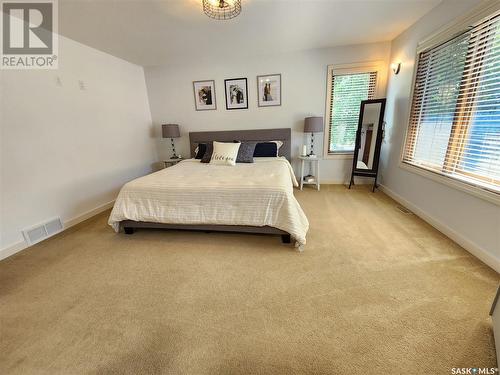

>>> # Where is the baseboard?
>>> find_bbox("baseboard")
[64,200,115,229]
[318,180,346,184]
[0,200,115,262]
[379,184,500,273]
[0,241,28,261]
[318,179,373,185]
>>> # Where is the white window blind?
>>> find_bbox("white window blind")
[328,71,377,153]
[403,11,500,194]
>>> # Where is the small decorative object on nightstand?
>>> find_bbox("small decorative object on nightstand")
[163,158,183,169]
[298,156,321,191]
[162,124,181,159]
[303,117,324,156]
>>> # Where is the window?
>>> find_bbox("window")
[403,10,500,195]
[326,65,378,154]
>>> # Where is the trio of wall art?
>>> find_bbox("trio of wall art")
[193,74,281,111]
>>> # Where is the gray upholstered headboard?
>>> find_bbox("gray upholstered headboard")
[189,128,292,161]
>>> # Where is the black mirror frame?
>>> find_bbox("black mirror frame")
[348,98,386,192]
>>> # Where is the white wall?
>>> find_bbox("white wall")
[0,35,157,256]
[380,0,500,271]
[144,42,391,182]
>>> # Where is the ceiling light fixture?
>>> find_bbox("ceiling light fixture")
[203,0,241,20]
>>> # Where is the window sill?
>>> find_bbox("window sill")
[324,152,354,160]
[399,162,500,206]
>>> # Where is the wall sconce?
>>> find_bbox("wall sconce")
[391,62,401,75]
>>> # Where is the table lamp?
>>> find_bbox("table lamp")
[304,117,324,156]
[162,124,180,159]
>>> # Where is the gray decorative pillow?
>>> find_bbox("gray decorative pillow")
[236,141,257,163]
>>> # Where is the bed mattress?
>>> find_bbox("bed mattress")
[108,157,309,246]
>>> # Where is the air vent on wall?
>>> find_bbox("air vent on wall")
[395,205,413,215]
[22,217,63,246]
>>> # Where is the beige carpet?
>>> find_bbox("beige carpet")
[0,185,498,374]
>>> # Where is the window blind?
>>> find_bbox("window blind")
[403,11,500,194]
[328,71,377,153]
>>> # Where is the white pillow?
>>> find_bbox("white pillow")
[210,141,241,166]
[271,140,284,155]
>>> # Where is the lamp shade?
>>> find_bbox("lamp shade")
[304,117,324,133]
[162,124,180,138]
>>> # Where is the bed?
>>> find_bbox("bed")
[108,128,309,249]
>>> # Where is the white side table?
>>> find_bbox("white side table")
[298,156,321,191]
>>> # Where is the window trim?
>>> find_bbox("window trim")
[323,61,385,159]
[398,0,500,205]
[400,162,500,205]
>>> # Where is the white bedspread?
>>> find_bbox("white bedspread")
[108,157,309,246]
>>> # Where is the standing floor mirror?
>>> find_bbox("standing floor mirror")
[348,98,386,192]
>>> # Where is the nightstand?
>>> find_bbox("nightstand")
[162,158,183,168]
[298,156,321,191]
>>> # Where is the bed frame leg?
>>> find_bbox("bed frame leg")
[281,234,291,244]
[124,227,134,235]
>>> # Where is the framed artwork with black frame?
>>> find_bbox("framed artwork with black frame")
[224,78,248,110]
[257,74,281,107]
[193,80,217,111]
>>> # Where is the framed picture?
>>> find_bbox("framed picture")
[193,80,216,111]
[224,78,248,110]
[257,74,281,107]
